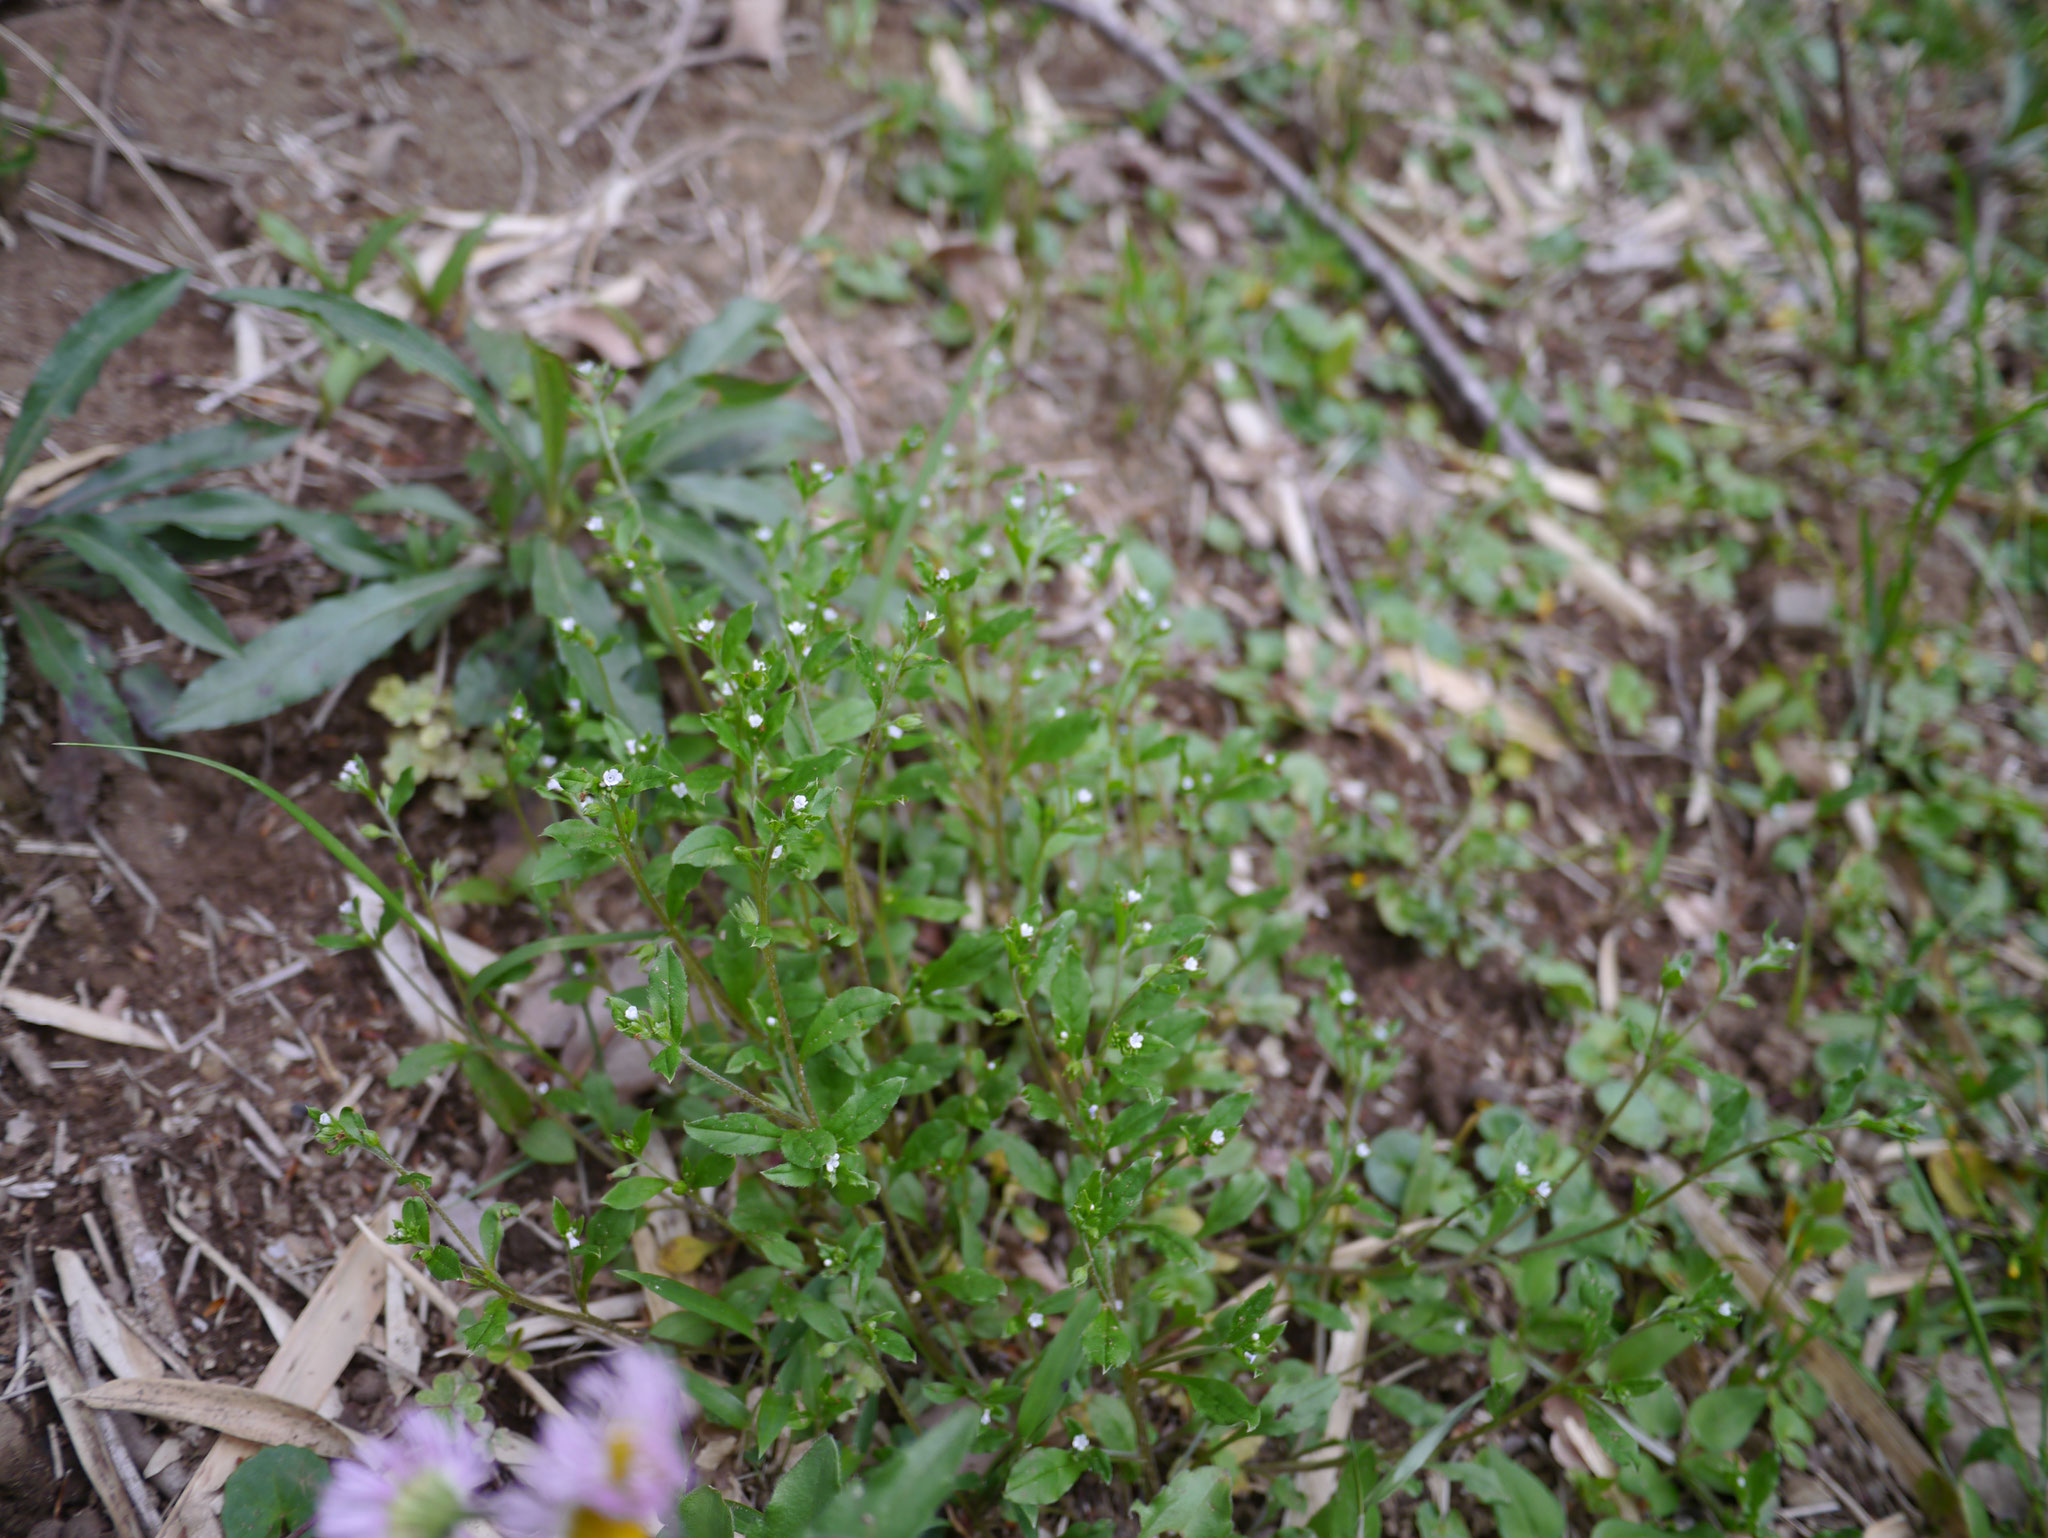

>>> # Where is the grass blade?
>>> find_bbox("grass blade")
[0,270,189,501]
[11,594,140,765]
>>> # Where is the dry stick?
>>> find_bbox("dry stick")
[1020,0,1543,468]
[86,0,142,211]
[99,1155,188,1351]
[63,1297,163,1531]
[32,1315,148,1538]
[0,23,230,283]
[0,902,55,1095]
[1828,0,1869,363]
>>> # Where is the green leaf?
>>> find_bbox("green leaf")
[532,539,664,737]
[810,1409,978,1538]
[602,1175,671,1209]
[528,338,572,510]
[216,288,534,482]
[780,1127,837,1168]
[678,1487,735,1538]
[520,1119,577,1164]
[13,595,138,764]
[353,483,480,529]
[40,420,299,517]
[1160,1372,1255,1426]
[801,987,897,1057]
[1019,1292,1101,1443]
[1017,709,1099,767]
[1004,1447,1082,1507]
[1470,1446,1564,1538]
[1686,1385,1767,1453]
[0,270,188,500]
[764,1435,841,1538]
[159,568,492,732]
[1137,1465,1234,1538]
[104,488,402,579]
[388,1040,467,1087]
[1364,1388,1485,1505]
[1606,1320,1695,1383]
[257,212,338,291]
[920,930,1006,993]
[468,928,664,998]
[823,1077,905,1144]
[810,691,877,745]
[674,824,741,868]
[687,1113,785,1157]
[344,211,420,294]
[220,1444,330,1538]
[462,1053,534,1133]
[44,514,241,656]
[617,1270,760,1339]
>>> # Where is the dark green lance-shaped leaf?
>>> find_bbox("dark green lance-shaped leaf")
[104,487,401,580]
[801,987,897,1058]
[1136,1466,1234,1538]
[219,1444,330,1538]
[462,1053,534,1132]
[617,1270,760,1340]
[648,297,782,397]
[1017,708,1099,767]
[647,399,828,476]
[352,483,480,529]
[1019,1292,1101,1443]
[1606,1320,1696,1383]
[388,1040,467,1087]
[663,471,800,527]
[216,288,534,483]
[764,1435,840,1538]
[810,1408,977,1538]
[345,211,420,295]
[1363,1387,1486,1505]
[257,211,338,291]
[159,567,492,732]
[531,539,664,737]
[1456,1448,1564,1538]
[1686,1385,1767,1453]
[920,930,1006,993]
[44,515,240,656]
[13,595,138,764]
[0,270,188,500]
[687,1113,785,1158]
[41,420,299,518]
[1160,1373,1256,1427]
[528,339,572,511]
[1005,1448,1082,1507]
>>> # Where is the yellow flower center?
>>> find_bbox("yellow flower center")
[609,1430,636,1484]
[568,1512,650,1538]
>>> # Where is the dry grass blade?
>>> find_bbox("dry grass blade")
[76,1378,356,1459]
[1650,1157,1960,1534]
[2,986,171,1050]
[99,1156,186,1351]
[163,1210,298,1344]
[33,1320,148,1538]
[52,1248,159,1380]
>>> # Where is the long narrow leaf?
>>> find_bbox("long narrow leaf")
[12,594,140,764]
[160,567,493,732]
[0,270,189,500]
[215,288,534,486]
[1363,1388,1486,1506]
[43,515,241,657]
[39,420,299,518]
[105,488,402,579]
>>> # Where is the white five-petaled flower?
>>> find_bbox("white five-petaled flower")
[822,605,839,622]
[747,712,764,729]
[1128,1033,1144,1051]
[623,1004,639,1022]
[1052,706,1067,719]
[671,782,688,797]
[1125,888,1141,904]
[1075,788,1094,806]
[1072,1434,1088,1453]
[1535,1181,1553,1199]
[585,515,605,533]
[509,704,527,723]
[317,1111,333,1127]
[924,609,938,625]
[1018,921,1035,939]
[788,619,807,636]
[559,617,577,634]
[565,1231,582,1250]
[981,1408,992,1426]
[601,768,624,788]
[1182,956,1199,973]
[886,724,903,740]
[1717,1300,1735,1317]
[810,461,826,474]
[1157,617,1172,633]
[771,844,784,860]
[1027,1312,1045,1329]
[937,566,951,581]
[546,776,564,793]
[1339,988,1358,1006]
[1355,1140,1371,1159]
[1209,1129,1226,1147]
[1515,1161,1531,1179]
[697,617,716,634]
[1138,921,1153,935]
[824,1152,840,1175]
[792,794,808,812]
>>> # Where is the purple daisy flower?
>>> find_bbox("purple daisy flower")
[497,1347,697,1538]
[315,1409,491,1538]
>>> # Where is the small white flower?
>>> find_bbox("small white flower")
[1182,956,1199,973]
[919,495,933,509]
[1128,1033,1144,1051]
[1262,753,1277,766]
[546,776,564,793]
[1181,775,1195,791]
[565,1231,582,1251]
[792,794,809,812]
[1515,1161,1531,1179]
[771,844,785,860]
[1125,888,1142,904]
[1087,658,1103,675]
[1245,1349,1256,1363]
[559,617,577,634]
[924,609,938,625]
[625,739,643,756]
[788,619,807,636]
[1339,988,1358,1007]
[752,657,767,673]
[1135,587,1153,606]
[1138,921,1153,935]
[810,461,826,475]
[887,725,903,740]
[317,1112,333,1128]
[1355,1140,1371,1159]
[1536,1181,1553,1199]
[823,606,839,622]
[629,578,645,594]
[937,566,951,581]
[671,781,688,797]
[1018,921,1035,939]
[1072,1434,1089,1452]
[1156,617,1172,633]
[747,712,765,729]
[825,1152,840,1175]
[579,796,596,813]
[1717,1300,1736,1318]
[766,1016,777,1027]
[584,514,605,533]
[697,618,716,634]
[981,1408,992,1426]
[1052,705,1067,719]
[978,542,995,558]
[1028,1312,1045,1329]
[509,704,527,724]
[540,753,558,769]
[755,526,774,543]
[565,697,582,714]
[1209,1128,1226,1147]
[601,768,624,788]
[1452,1320,1468,1335]
[623,1004,640,1022]
[1076,788,1094,806]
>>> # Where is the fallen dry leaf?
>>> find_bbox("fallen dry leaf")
[726,0,786,70]
[1381,645,1567,760]
[1,987,168,1051]
[76,1379,356,1460]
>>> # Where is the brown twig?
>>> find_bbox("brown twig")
[1015,0,1546,467]
[32,1314,148,1538]
[1828,0,1869,361]
[86,0,141,211]
[98,1155,188,1351]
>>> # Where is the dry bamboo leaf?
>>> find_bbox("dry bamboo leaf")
[35,1324,148,1538]
[77,1380,356,1459]
[0,442,125,511]
[1525,512,1672,634]
[1381,645,1567,760]
[159,1210,392,1538]
[1,987,170,1050]
[1298,1303,1368,1518]
[52,1249,159,1381]
[727,0,787,71]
